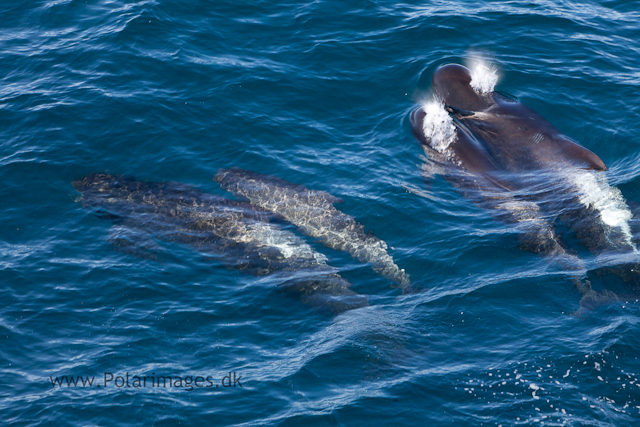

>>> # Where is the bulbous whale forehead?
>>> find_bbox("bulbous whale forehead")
[432,63,488,111]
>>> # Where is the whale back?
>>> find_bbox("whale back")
[416,64,607,174]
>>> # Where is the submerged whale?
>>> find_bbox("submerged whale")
[409,63,639,283]
[214,168,412,291]
[73,173,368,314]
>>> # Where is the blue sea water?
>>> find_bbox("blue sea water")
[2,0,640,425]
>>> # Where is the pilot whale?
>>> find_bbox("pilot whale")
[410,63,639,282]
[73,173,368,314]
[214,168,412,291]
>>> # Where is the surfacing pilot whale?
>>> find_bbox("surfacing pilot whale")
[73,173,368,315]
[409,61,640,287]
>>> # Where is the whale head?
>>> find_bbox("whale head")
[432,63,492,111]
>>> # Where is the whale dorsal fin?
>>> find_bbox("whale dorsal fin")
[555,136,607,171]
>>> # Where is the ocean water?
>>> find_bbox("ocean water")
[2,0,640,425]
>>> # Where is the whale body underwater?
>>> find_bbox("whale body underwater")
[410,63,640,285]
[73,172,410,314]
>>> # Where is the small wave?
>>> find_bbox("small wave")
[605,152,640,186]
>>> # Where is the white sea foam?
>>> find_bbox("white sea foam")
[245,221,328,263]
[421,98,457,154]
[567,170,636,250]
[466,56,499,93]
